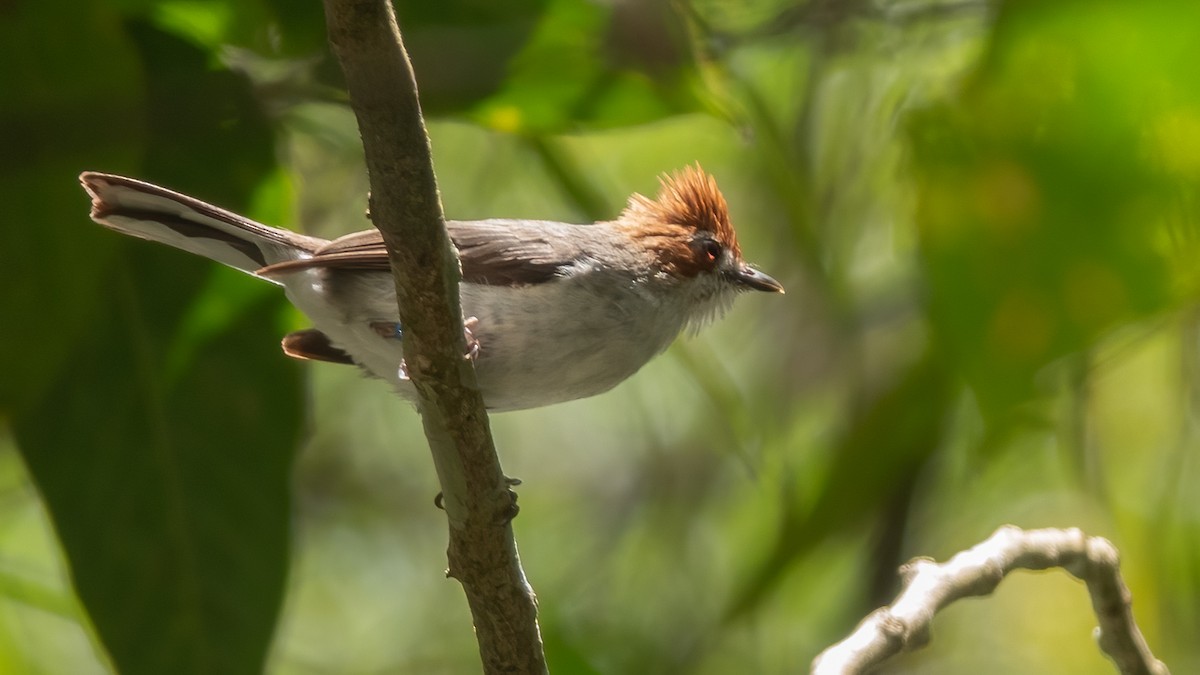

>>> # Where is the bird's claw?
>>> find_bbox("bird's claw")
[463,316,481,362]
[499,477,521,524]
[433,476,520,523]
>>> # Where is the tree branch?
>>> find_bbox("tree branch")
[319,2,546,672]
[811,526,1168,675]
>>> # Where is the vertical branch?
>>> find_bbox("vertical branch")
[319,1,546,672]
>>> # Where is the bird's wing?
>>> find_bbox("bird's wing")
[449,219,593,285]
[258,219,594,286]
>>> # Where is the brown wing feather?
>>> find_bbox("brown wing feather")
[315,229,388,255]
[450,220,585,286]
[258,219,595,286]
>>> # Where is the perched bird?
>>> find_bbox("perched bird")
[80,166,783,411]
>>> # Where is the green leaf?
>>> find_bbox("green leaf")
[150,0,288,57]
[127,20,276,199]
[6,7,296,673]
[471,0,700,133]
[0,0,144,413]
[14,247,302,675]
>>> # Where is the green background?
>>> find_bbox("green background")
[1,0,1198,673]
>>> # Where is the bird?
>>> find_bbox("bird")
[80,166,783,411]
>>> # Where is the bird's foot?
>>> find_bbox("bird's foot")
[374,317,478,381]
[433,476,521,523]
[463,316,481,362]
[498,475,521,523]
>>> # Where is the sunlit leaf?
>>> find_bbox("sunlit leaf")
[472,0,699,133]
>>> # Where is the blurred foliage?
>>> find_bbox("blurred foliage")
[912,1,1200,415]
[0,0,1198,674]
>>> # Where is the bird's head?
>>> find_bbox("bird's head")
[616,165,783,326]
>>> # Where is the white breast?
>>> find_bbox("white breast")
[279,268,697,411]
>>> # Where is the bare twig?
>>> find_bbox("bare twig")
[319,1,546,673]
[811,526,1168,675]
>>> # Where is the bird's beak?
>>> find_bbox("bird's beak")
[734,265,785,293]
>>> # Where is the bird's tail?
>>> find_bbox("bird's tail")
[80,172,326,277]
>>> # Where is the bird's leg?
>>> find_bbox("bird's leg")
[370,320,404,340]
[371,317,481,381]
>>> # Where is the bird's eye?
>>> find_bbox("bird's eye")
[701,238,723,263]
